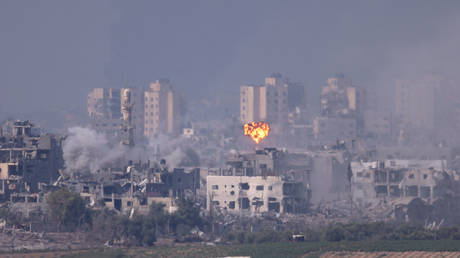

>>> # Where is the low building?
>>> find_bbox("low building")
[207,175,308,214]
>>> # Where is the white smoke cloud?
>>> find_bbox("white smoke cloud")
[62,127,127,175]
[62,127,201,176]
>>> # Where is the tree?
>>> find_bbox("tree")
[46,188,88,231]
[170,199,204,236]
[148,201,168,236]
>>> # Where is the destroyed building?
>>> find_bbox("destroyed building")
[319,74,366,141]
[87,88,122,137]
[350,159,458,207]
[66,160,200,215]
[0,121,64,202]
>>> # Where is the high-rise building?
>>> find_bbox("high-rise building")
[320,74,364,119]
[144,79,183,137]
[240,74,306,124]
[121,87,145,141]
[240,85,266,123]
[87,88,122,136]
[395,75,459,140]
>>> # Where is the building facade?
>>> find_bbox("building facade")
[350,160,457,207]
[240,74,306,125]
[121,87,145,141]
[207,175,308,214]
[144,79,183,137]
[87,88,122,136]
[394,75,460,143]
[320,74,365,125]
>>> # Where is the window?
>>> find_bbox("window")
[127,201,132,207]
[409,174,415,179]
[239,198,250,209]
[228,201,235,209]
[240,183,250,190]
[268,186,273,190]
[423,174,428,179]
[256,185,264,191]
[212,201,220,206]
[212,185,219,190]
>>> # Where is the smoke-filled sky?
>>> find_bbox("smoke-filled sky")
[1,1,460,126]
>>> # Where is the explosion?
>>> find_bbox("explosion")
[243,121,271,144]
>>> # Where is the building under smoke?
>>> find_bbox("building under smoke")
[87,88,122,137]
[144,79,185,137]
[350,159,459,207]
[240,74,307,125]
[87,80,186,140]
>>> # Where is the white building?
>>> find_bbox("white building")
[207,175,307,214]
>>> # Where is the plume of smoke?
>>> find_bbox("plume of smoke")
[62,127,127,175]
[62,127,202,176]
[147,134,192,168]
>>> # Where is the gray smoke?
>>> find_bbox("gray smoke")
[62,127,200,175]
[62,127,127,175]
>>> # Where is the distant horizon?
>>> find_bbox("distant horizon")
[2,0,460,129]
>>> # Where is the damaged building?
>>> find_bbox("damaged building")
[207,175,308,214]
[207,148,310,214]
[206,147,351,214]
[350,159,458,207]
[65,161,200,215]
[0,121,63,201]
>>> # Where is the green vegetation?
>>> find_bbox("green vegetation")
[40,188,460,251]
[44,188,206,246]
[47,188,91,231]
[62,240,460,258]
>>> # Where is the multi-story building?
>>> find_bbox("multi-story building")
[320,74,365,120]
[207,175,308,214]
[350,159,458,207]
[87,88,122,136]
[315,74,365,146]
[0,121,64,200]
[240,74,306,125]
[121,87,145,141]
[395,75,459,139]
[144,79,183,137]
[240,85,266,123]
[395,76,438,131]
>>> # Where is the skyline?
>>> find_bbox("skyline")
[1,1,460,127]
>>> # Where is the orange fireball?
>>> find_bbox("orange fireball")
[243,121,270,144]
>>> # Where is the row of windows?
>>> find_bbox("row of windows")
[211,183,272,191]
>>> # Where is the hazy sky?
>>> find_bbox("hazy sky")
[1,1,460,126]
